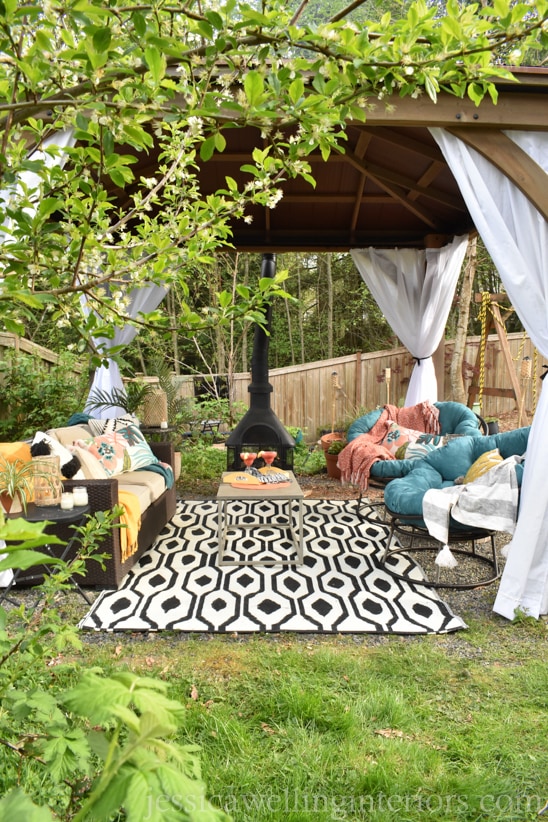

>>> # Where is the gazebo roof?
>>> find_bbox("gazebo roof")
[112,68,548,251]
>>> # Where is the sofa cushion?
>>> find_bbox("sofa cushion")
[436,401,482,437]
[384,427,531,518]
[48,425,93,447]
[117,481,153,514]
[119,468,166,497]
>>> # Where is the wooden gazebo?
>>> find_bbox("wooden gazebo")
[112,67,548,251]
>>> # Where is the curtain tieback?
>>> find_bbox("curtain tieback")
[413,354,434,367]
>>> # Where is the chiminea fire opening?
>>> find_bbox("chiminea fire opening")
[226,253,296,472]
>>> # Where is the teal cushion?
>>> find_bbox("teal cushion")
[436,401,483,437]
[347,409,382,442]
[383,426,530,518]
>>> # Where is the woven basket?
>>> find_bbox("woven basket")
[33,455,63,506]
[143,387,168,427]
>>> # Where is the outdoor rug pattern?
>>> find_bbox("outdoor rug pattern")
[79,499,466,634]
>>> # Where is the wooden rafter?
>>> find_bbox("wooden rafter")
[446,127,548,222]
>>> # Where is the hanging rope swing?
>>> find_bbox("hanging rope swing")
[471,292,532,426]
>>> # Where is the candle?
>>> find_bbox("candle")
[160,420,168,429]
[73,487,88,506]
[60,492,74,510]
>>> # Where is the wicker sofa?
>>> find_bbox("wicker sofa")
[43,421,177,588]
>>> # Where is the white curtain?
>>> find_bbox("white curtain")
[351,236,468,405]
[431,128,548,620]
[84,283,168,418]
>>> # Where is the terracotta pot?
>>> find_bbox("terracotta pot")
[325,451,342,480]
[320,432,345,453]
[0,491,14,514]
[173,451,182,482]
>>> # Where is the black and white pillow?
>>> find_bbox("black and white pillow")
[87,415,140,436]
[30,431,84,479]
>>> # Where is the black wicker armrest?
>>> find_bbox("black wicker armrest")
[149,440,175,468]
[62,477,119,512]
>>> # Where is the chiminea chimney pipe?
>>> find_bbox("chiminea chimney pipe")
[225,252,296,471]
[249,253,276,409]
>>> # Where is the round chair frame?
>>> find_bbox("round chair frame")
[381,507,500,590]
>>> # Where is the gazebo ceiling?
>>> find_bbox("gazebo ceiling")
[111,68,548,251]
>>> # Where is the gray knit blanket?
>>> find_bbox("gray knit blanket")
[422,456,523,545]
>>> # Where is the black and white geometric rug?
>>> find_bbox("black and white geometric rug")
[79,499,466,634]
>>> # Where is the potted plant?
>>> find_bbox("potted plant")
[484,417,499,435]
[0,457,38,514]
[325,438,347,480]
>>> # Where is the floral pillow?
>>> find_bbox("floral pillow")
[75,434,130,477]
[382,422,424,456]
[105,423,159,471]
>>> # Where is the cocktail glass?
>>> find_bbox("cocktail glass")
[259,450,277,466]
[240,451,257,468]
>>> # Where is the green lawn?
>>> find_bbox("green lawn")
[70,610,548,822]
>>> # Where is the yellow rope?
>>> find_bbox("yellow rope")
[477,291,490,411]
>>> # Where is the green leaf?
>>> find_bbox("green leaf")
[0,549,61,573]
[289,76,304,105]
[217,290,232,309]
[206,10,224,29]
[244,71,265,106]
[200,135,216,162]
[92,26,111,52]
[144,46,166,85]
[0,789,54,821]
[424,74,438,103]
[132,11,146,36]
[214,131,226,153]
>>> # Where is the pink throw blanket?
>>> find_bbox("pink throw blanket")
[337,402,440,491]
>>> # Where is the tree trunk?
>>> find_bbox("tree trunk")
[297,261,305,364]
[326,252,333,359]
[450,236,477,404]
[285,296,295,365]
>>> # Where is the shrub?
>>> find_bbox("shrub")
[0,511,228,821]
[0,352,89,441]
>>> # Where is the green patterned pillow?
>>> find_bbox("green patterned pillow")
[110,423,160,471]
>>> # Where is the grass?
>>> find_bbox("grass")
[59,601,548,822]
[36,439,548,821]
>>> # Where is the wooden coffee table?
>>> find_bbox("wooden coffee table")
[216,471,304,566]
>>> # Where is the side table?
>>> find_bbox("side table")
[1,503,92,606]
[216,471,304,566]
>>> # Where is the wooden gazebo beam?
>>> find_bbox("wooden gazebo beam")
[446,128,548,222]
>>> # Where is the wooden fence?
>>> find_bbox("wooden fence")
[2,331,540,442]
[0,332,71,367]
[174,332,539,441]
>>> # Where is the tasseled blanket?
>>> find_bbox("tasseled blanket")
[337,402,440,491]
[118,490,142,563]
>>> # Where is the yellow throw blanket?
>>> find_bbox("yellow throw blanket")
[118,490,141,563]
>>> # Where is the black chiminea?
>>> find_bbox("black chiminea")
[226,253,296,472]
